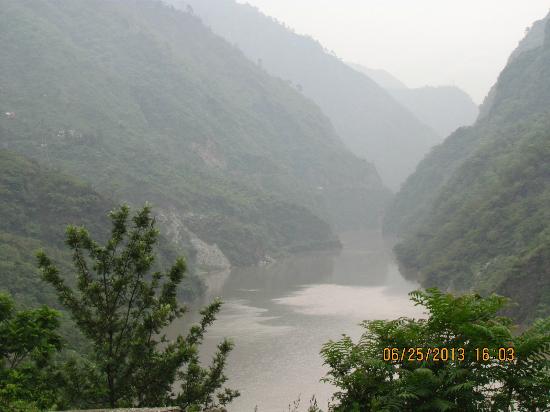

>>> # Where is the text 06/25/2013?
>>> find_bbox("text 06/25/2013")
[383,347,516,362]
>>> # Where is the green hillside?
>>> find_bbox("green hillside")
[0,0,389,267]
[0,144,203,310]
[384,12,550,237]
[480,13,549,120]
[0,147,111,309]
[388,15,550,322]
[383,122,496,236]
[176,0,439,191]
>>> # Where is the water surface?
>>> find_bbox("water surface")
[169,231,422,411]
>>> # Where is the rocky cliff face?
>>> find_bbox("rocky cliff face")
[157,208,230,271]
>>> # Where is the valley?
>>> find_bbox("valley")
[0,1,549,411]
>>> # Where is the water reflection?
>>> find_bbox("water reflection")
[168,231,422,412]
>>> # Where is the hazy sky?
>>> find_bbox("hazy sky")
[237,0,549,103]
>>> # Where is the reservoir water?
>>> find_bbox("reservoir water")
[169,231,423,411]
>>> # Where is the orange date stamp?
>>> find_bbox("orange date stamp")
[383,347,515,362]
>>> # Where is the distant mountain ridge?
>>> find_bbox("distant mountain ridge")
[388,86,478,138]
[351,63,479,138]
[176,0,440,190]
[348,64,408,90]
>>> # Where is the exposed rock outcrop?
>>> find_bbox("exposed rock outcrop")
[157,207,231,271]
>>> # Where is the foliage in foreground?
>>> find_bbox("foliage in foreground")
[321,289,550,411]
[35,204,238,410]
[0,292,63,411]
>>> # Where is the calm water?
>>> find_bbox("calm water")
[168,231,423,411]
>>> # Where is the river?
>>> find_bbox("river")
[168,231,423,411]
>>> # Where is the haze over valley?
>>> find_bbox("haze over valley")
[0,1,549,411]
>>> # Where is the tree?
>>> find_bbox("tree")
[0,292,63,411]
[321,289,550,411]
[37,204,239,409]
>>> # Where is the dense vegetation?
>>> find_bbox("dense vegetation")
[385,15,550,322]
[321,289,550,411]
[394,116,550,322]
[177,0,440,190]
[0,292,62,411]
[1,206,236,411]
[0,147,201,315]
[0,0,389,268]
[0,146,113,309]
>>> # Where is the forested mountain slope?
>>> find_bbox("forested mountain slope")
[385,12,550,236]
[0,145,201,311]
[0,147,111,309]
[480,13,550,120]
[176,0,440,190]
[351,63,479,138]
[387,15,550,322]
[0,0,389,267]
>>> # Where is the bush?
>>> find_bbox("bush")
[321,289,550,411]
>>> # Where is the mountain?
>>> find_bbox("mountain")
[480,13,550,120]
[0,144,209,356]
[175,0,440,191]
[348,64,408,90]
[351,63,479,138]
[0,0,390,267]
[388,86,478,138]
[385,12,550,237]
[0,143,201,311]
[386,14,550,322]
[0,146,112,309]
